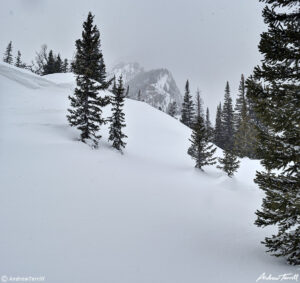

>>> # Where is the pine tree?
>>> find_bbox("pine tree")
[167,101,177,117]
[221,81,234,151]
[72,13,107,85]
[214,102,223,148]
[15,50,22,67]
[62,59,68,73]
[67,12,109,148]
[217,150,240,177]
[3,41,13,64]
[205,107,213,142]
[234,74,246,131]
[181,80,195,128]
[195,89,204,119]
[234,92,258,158]
[43,50,56,75]
[108,76,127,153]
[247,0,300,265]
[188,115,216,170]
[55,54,63,73]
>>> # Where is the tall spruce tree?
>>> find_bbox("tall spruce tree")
[234,93,258,158]
[3,41,13,64]
[108,76,127,153]
[247,0,300,265]
[221,82,234,151]
[205,107,214,142]
[195,89,204,119]
[217,150,240,177]
[234,74,246,131]
[72,13,107,85]
[181,80,195,128]
[214,102,223,148]
[67,12,109,148]
[188,115,216,170]
[15,50,22,67]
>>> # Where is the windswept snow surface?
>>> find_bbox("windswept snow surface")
[0,62,297,283]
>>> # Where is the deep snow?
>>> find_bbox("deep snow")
[0,62,297,283]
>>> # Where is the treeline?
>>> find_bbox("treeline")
[2,41,69,75]
[179,75,258,160]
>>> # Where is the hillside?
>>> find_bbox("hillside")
[0,63,296,283]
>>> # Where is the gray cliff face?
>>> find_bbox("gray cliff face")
[110,62,182,112]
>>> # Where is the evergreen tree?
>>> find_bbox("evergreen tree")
[181,80,195,128]
[234,74,246,131]
[221,81,234,151]
[62,59,68,73]
[43,50,56,75]
[108,76,127,153]
[72,12,107,85]
[167,101,177,117]
[247,0,300,265]
[15,50,22,67]
[205,107,213,142]
[3,41,13,64]
[214,102,223,148]
[67,12,109,148]
[234,91,258,158]
[217,150,240,177]
[188,115,216,170]
[55,54,63,73]
[195,89,204,119]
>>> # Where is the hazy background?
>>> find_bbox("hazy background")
[0,0,266,117]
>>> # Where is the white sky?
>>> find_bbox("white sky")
[0,0,266,118]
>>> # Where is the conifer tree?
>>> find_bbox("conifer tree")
[214,103,223,148]
[62,59,68,73]
[195,89,204,119]
[188,115,216,170]
[167,101,177,117]
[72,13,107,85]
[43,50,56,75]
[221,82,234,151]
[3,41,13,64]
[247,0,300,265]
[55,54,63,73]
[15,50,22,67]
[234,74,246,131]
[67,12,109,148]
[234,92,258,158]
[108,76,127,153]
[205,107,213,142]
[181,80,195,128]
[217,150,240,177]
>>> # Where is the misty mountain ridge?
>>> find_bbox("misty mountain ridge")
[110,62,182,112]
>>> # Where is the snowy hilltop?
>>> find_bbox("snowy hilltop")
[0,61,297,283]
[110,62,182,112]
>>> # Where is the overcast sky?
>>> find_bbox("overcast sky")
[0,0,266,117]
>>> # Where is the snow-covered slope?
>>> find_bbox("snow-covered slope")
[0,62,296,283]
[110,62,182,112]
